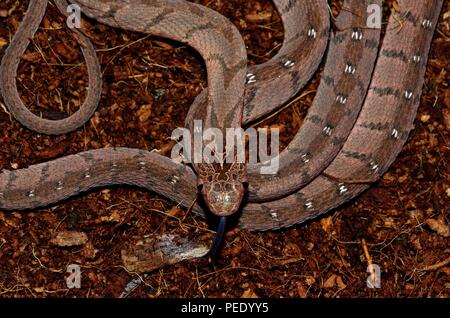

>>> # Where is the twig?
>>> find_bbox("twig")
[0,101,13,122]
[196,266,205,298]
[249,89,316,127]
[419,256,450,271]
[361,238,373,267]
[32,245,47,269]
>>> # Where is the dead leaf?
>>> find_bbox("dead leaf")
[82,241,99,259]
[296,282,307,298]
[156,140,177,156]
[230,241,243,257]
[442,90,450,131]
[34,141,69,159]
[121,234,208,273]
[21,52,41,63]
[51,231,88,247]
[320,216,333,232]
[137,104,152,122]
[166,207,182,217]
[391,1,401,12]
[100,210,122,223]
[305,275,316,286]
[443,108,450,131]
[440,267,450,276]
[324,274,337,288]
[336,276,347,289]
[153,40,174,49]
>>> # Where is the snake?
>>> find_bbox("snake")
[0,0,443,240]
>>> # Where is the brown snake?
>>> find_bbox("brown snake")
[0,0,443,235]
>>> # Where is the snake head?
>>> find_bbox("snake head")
[197,162,247,217]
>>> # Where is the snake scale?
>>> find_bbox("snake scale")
[0,0,443,232]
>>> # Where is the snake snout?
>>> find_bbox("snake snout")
[202,181,245,217]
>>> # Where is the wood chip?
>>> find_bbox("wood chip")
[443,108,450,131]
[305,275,315,286]
[420,114,431,123]
[241,289,258,298]
[324,274,337,288]
[0,37,8,48]
[425,218,450,237]
[121,234,209,273]
[245,12,272,22]
[324,274,346,289]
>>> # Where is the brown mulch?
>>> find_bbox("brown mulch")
[0,0,448,298]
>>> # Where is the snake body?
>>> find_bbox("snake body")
[0,1,443,231]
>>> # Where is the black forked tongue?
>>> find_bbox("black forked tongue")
[207,216,227,258]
